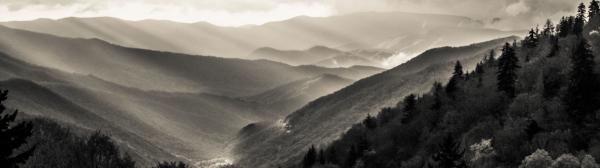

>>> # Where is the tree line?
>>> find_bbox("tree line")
[300,0,600,167]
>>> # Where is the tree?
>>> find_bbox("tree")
[152,161,191,168]
[446,61,464,96]
[430,135,467,168]
[558,17,574,37]
[524,28,539,49]
[519,149,553,168]
[362,114,377,129]
[497,43,520,98]
[431,82,444,110]
[542,19,555,37]
[303,145,317,168]
[547,36,560,58]
[344,146,359,168]
[0,90,36,168]
[74,131,136,168]
[401,94,417,123]
[327,147,339,165]
[318,149,326,165]
[590,0,600,19]
[486,50,496,65]
[574,3,587,36]
[564,39,599,124]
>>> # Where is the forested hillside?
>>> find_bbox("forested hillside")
[298,1,600,168]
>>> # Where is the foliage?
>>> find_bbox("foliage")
[0,90,35,168]
[152,161,191,168]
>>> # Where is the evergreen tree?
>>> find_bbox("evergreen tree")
[362,114,377,129]
[0,90,36,168]
[344,146,359,168]
[523,28,538,63]
[590,0,600,19]
[303,145,317,168]
[327,147,338,165]
[564,39,599,124]
[524,29,539,48]
[430,135,467,168]
[486,50,496,65]
[401,94,417,123]
[431,82,443,110]
[75,132,136,168]
[497,43,520,98]
[475,63,484,74]
[574,3,587,36]
[542,19,555,37]
[547,36,560,58]
[318,149,326,165]
[558,17,574,37]
[403,94,417,112]
[446,61,464,95]
[153,161,191,168]
[453,61,464,77]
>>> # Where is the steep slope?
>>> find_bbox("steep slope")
[0,79,178,167]
[245,74,354,117]
[1,12,519,62]
[232,36,520,167]
[0,25,381,96]
[0,51,284,163]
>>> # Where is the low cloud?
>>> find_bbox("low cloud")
[0,0,588,29]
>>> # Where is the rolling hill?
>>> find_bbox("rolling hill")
[1,12,520,67]
[232,36,520,167]
[0,25,382,96]
[249,46,393,68]
[0,25,386,165]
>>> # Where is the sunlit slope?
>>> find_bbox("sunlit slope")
[0,25,381,96]
[233,36,520,167]
[0,51,279,162]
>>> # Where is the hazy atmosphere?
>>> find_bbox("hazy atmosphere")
[1,0,600,168]
[0,0,586,29]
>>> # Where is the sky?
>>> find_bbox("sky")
[0,0,587,30]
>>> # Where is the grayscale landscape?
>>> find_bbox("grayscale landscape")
[1,0,599,168]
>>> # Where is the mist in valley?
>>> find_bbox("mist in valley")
[0,0,597,168]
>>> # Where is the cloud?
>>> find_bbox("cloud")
[506,0,530,16]
[0,0,588,29]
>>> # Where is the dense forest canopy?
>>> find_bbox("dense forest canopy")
[300,1,600,168]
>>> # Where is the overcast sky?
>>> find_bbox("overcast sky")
[0,0,587,30]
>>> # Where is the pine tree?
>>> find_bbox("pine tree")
[327,147,338,165]
[401,94,417,123]
[430,135,467,168]
[344,145,359,168]
[431,82,443,110]
[0,90,36,168]
[542,19,555,37]
[590,0,600,19]
[574,3,587,36]
[318,149,326,165]
[558,16,574,37]
[564,39,599,124]
[547,36,560,58]
[485,50,496,65]
[475,63,484,75]
[303,145,317,168]
[524,29,539,48]
[446,61,463,95]
[153,161,191,168]
[453,61,464,77]
[362,114,377,129]
[497,43,520,98]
